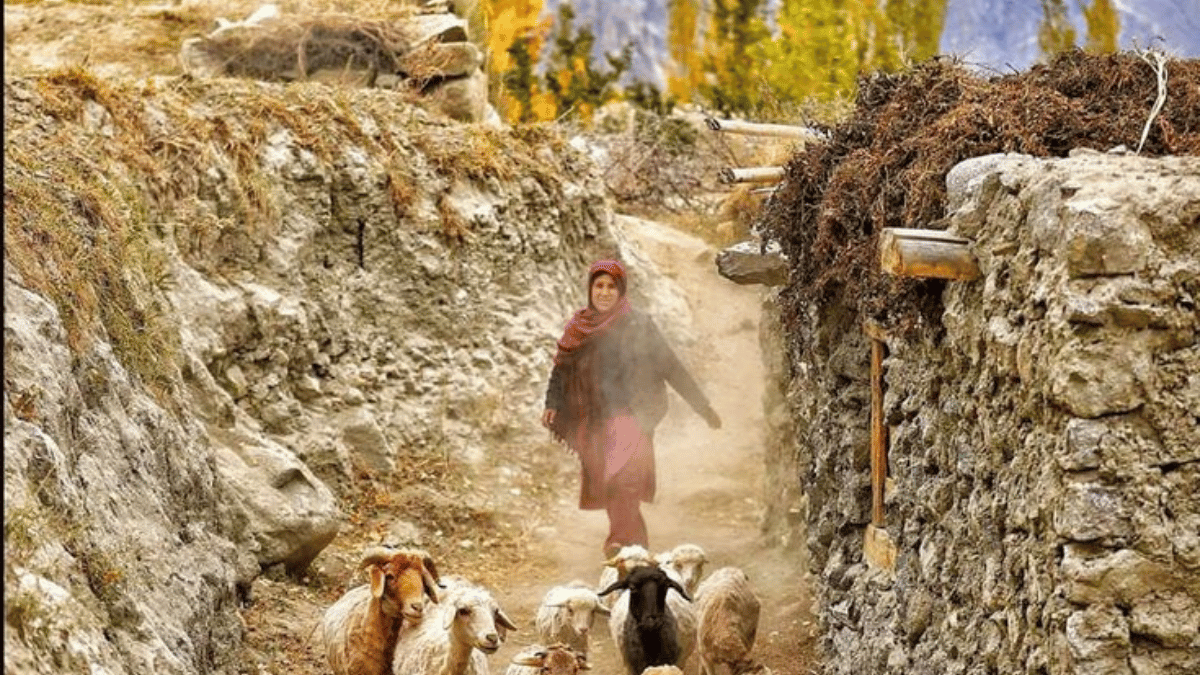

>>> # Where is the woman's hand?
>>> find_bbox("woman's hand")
[541,408,557,430]
[701,406,722,430]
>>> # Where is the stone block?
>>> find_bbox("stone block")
[1062,547,1157,605]
[1049,342,1148,418]
[1060,418,1105,471]
[422,68,489,122]
[1130,592,1200,648]
[1066,605,1131,672]
[1054,483,1133,543]
[1063,203,1153,278]
[400,41,482,79]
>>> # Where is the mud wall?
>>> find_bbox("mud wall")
[779,151,1200,675]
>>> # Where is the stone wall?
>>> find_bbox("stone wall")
[783,151,1200,674]
[3,77,638,674]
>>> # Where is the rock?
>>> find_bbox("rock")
[210,428,342,573]
[716,240,788,286]
[422,68,490,122]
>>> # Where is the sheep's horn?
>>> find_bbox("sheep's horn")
[666,577,692,602]
[421,566,440,604]
[421,554,442,582]
[511,653,546,667]
[597,579,625,597]
[357,546,398,570]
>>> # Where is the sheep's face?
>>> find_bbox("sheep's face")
[369,552,441,621]
[511,645,590,674]
[443,589,518,654]
[658,545,707,595]
[601,565,690,620]
[565,596,603,635]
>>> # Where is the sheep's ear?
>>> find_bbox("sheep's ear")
[595,602,611,617]
[666,577,691,602]
[494,608,518,634]
[442,605,457,631]
[368,567,387,600]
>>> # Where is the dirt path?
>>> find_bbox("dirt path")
[237,216,817,675]
[487,217,817,675]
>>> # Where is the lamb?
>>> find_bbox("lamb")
[654,543,708,598]
[640,667,684,675]
[321,547,442,675]
[693,567,763,675]
[535,581,610,656]
[598,565,694,675]
[391,576,518,675]
[504,643,590,675]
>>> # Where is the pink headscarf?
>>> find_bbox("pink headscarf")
[553,259,632,366]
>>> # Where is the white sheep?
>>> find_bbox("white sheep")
[654,544,708,598]
[693,567,762,675]
[597,545,658,608]
[504,643,590,675]
[600,565,696,675]
[321,547,442,675]
[391,576,518,675]
[640,667,684,675]
[535,581,610,656]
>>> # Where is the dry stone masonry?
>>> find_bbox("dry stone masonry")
[780,150,1199,675]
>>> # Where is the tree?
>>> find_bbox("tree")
[700,0,772,116]
[1081,0,1119,54]
[1038,0,1078,59]
[541,3,631,121]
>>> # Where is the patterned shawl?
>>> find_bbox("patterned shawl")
[550,260,632,450]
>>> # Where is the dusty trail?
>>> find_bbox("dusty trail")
[490,217,816,675]
[235,216,816,675]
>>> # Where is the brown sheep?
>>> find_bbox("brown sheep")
[322,546,442,675]
[693,567,762,675]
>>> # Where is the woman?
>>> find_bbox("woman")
[541,259,722,558]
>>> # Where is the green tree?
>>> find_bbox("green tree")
[1038,0,1078,58]
[667,0,705,102]
[502,35,539,122]
[701,0,772,115]
[542,3,631,120]
[1081,0,1120,53]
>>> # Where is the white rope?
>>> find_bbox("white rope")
[1135,48,1168,155]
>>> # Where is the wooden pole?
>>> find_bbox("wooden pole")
[870,336,887,527]
[880,227,981,280]
[718,166,785,184]
[705,117,827,142]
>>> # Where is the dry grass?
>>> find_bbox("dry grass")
[5,63,575,390]
[760,51,1200,349]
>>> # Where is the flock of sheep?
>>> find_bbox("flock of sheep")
[320,543,771,675]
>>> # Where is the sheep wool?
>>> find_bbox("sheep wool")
[535,581,610,655]
[694,567,762,675]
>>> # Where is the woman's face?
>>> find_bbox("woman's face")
[590,273,620,313]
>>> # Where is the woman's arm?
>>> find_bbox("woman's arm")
[647,319,722,429]
[543,362,565,428]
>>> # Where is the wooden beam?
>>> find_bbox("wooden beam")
[870,337,887,527]
[879,227,981,280]
[718,166,785,185]
[705,117,827,142]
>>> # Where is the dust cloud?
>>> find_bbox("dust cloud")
[492,218,817,675]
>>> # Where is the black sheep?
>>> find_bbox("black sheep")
[599,564,692,675]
